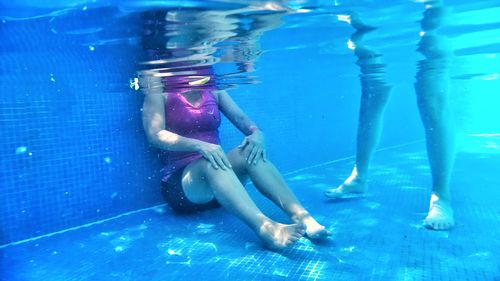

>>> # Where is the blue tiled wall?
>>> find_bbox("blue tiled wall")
[0,8,164,245]
[0,8,423,245]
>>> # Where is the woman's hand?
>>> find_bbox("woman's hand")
[196,141,232,170]
[238,130,267,165]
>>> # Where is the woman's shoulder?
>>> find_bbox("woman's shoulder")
[211,89,230,97]
[208,89,225,103]
[143,90,167,105]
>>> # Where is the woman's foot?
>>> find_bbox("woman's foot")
[424,193,454,230]
[292,212,331,240]
[325,169,366,199]
[257,220,306,249]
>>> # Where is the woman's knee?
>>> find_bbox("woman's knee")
[227,147,270,176]
[227,148,245,163]
[227,148,251,171]
[193,156,243,184]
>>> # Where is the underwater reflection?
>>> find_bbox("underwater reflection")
[139,3,289,90]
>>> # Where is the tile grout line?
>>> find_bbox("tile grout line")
[282,139,424,176]
[0,204,167,249]
[0,139,424,249]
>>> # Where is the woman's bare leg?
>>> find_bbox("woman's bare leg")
[324,15,391,199]
[227,149,330,239]
[181,158,306,249]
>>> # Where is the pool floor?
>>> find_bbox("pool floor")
[2,142,499,280]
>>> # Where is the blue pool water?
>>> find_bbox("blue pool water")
[1,0,499,280]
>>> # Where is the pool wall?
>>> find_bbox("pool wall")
[0,8,423,246]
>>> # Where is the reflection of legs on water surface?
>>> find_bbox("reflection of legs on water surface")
[325,14,391,199]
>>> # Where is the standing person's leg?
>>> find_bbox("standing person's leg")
[415,0,455,230]
[181,158,306,249]
[325,14,391,198]
[226,149,330,239]
[416,67,455,230]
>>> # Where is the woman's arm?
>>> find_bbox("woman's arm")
[217,90,267,164]
[141,76,231,170]
[141,77,198,152]
[216,90,259,136]
[142,94,198,152]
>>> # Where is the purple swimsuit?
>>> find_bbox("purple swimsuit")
[159,85,222,213]
[161,88,221,182]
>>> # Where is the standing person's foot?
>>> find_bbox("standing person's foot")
[292,212,331,240]
[257,220,306,249]
[325,169,366,199]
[424,193,454,230]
